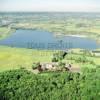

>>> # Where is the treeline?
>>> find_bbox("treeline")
[0,68,100,100]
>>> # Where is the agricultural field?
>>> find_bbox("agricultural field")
[12,19,100,41]
[0,13,100,41]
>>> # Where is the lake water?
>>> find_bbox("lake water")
[0,29,100,50]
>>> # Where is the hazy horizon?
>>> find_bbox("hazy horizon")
[0,0,100,12]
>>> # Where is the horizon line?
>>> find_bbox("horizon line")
[0,11,100,13]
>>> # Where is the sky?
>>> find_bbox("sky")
[0,0,100,12]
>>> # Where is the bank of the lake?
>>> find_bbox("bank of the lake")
[0,27,15,40]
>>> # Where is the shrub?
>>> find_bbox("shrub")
[32,62,40,69]
[52,56,58,62]
[0,69,100,100]
[75,56,88,63]
[52,51,67,62]
[58,61,66,68]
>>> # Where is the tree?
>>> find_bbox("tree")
[52,51,67,62]
[32,62,40,69]
[58,61,66,68]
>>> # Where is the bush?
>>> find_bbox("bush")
[0,68,100,100]
[32,62,40,69]
[75,55,88,63]
[58,61,66,68]
[52,56,58,62]
[52,51,67,62]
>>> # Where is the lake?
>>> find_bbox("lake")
[0,29,100,50]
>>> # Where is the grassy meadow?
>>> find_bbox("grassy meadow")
[0,46,100,72]
[0,46,54,72]
[0,27,15,40]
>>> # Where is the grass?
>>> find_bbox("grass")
[64,52,100,68]
[0,46,100,72]
[0,46,54,72]
[0,27,15,40]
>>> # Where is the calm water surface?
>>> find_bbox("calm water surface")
[0,29,100,50]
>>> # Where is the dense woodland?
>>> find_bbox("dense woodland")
[0,68,100,100]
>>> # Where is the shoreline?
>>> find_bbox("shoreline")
[65,34,87,38]
[0,27,100,45]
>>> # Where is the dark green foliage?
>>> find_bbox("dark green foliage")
[58,61,66,68]
[0,68,100,100]
[52,51,67,62]
[32,62,40,69]
[65,53,95,65]
[76,55,88,63]
[82,50,92,56]
[52,56,58,62]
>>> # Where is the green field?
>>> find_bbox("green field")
[0,46,100,72]
[0,27,15,40]
[0,13,100,42]
[0,46,54,72]
[12,19,100,42]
